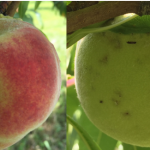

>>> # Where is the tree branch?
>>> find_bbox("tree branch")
[67,1,98,12]
[6,1,21,17]
[67,1,147,34]
[0,1,12,14]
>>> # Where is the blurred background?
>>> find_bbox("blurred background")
[5,1,66,150]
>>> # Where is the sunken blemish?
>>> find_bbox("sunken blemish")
[127,41,136,44]
[114,90,122,98]
[100,100,103,103]
[99,55,108,64]
[123,112,130,116]
[112,98,119,106]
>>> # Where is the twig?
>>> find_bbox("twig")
[0,1,12,14]
[67,1,150,34]
[6,1,21,17]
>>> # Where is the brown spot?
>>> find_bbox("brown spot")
[99,55,108,64]
[127,41,136,44]
[100,100,103,103]
[112,98,119,106]
[114,90,122,97]
[114,40,122,49]
[124,112,130,116]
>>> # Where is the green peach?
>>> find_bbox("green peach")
[75,31,150,147]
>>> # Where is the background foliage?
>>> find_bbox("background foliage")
[5,1,66,150]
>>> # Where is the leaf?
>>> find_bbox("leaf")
[67,44,76,75]
[77,107,102,150]
[123,143,135,150]
[123,143,150,150]
[18,1,29,19]
[110,15,150,34]
[53,1,66,16]
[67,115,102,150]
[66,1,71,5]
[136,146,150,150]
[99,133,117,150]
[67,77,80,117]
[34,1,42,11]
[67,13,137,48]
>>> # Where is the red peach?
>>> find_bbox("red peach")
[0,17,61,149]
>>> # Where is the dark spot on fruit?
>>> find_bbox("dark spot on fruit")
[124,112,130,116]
[114,90,122,97]
[100,100,103,103]
[127,41,136,44]
[99,55,108,64]
[114,40,122,49]
[112,98,119,106]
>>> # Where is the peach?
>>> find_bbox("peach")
[0,16,61,149]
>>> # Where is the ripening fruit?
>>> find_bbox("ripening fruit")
[75,31,150,147]
[0,16,61,149]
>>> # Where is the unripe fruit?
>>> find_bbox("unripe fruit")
[75,31,150,147]
[0,16,61,149]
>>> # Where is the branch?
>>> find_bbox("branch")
[0,1,12,14]
[67,1,98,12]
[67,1,148,34]
[6,1,21,17]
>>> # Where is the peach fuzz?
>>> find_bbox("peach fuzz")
[0,17,61,149]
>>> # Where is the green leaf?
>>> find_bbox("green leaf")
[76,107,102,150]
[18,1,29,19]
[67,13,137,48]
[136,146,150,150]
[110,15,150,34]
[99,133,117,150]
[66,1,71,5]
[67,115,102,150]
[67,44,76,75]
[67,77,80,116]
[123,143,135,150]
[34,1,42,11]
[123,144,150,150]
[53,1,66,16]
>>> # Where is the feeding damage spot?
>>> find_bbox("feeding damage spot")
[127,41,136,44]
[99,55,108,64]
[112,98,119,106]
[114,90,122,98]
[123,111,130,116]
[100,100,103,103]
[112,90,123,106]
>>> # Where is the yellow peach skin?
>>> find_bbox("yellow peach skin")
[0,17,61,149]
